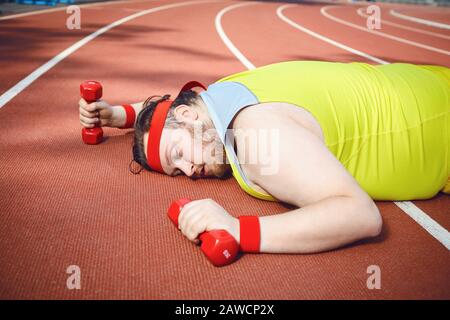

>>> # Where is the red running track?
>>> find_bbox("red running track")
[0,0,449,299]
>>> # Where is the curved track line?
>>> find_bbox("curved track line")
[390,9,450,30]
[322,6,450,56]
[0,0,156,21]
[274,4,449,249]
[357,7,450,40]
[0,0,214,109]
[276,4,388,64]
[215,1,259,70]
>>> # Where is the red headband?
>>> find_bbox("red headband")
[147,81,207,173]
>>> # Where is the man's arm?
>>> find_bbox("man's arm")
[110,101,145,128]
[236,107,382,254]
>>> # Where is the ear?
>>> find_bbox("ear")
[173,104,199,124]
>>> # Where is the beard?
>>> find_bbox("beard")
[204,140,231,178]
[186,120,231,179]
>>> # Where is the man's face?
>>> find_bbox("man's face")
[143,126,229,179]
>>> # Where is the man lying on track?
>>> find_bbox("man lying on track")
[79,61,450,254]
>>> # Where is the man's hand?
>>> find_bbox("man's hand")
[178,199,240,245]
[79,98,113,128]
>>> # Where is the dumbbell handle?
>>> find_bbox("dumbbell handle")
[168,199,239,267]
[168,198,213,243]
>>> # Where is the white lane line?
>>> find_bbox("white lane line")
[276,3,450,250]
[390,9,450,31]
[321,6,450,56]
[277,4,388,64]
[0,0,155,21]
[394,201,450,250]
[215,1,258,70]
[0,0,214,109]
[357,7,450,40]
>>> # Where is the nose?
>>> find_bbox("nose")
[191,164,204,177]
[187,164,205,177]
[178,160,199,177]
[188,164,196,177]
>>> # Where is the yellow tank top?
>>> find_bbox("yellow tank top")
[217,61,450,201]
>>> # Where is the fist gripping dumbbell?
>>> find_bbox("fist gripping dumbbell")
[168,199,239,267]
[80,80,104,145]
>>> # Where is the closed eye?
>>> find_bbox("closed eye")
[168,146,183,176]
[177,148,183,159]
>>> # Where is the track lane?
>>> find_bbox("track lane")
[217,1,379,68]
[284,4,449,66]
[382,3,450,34]
[0,0,448,299]
[326,5,450,56]
[391,5,450,27]
[356,6,450,41]
[0,0,175,97]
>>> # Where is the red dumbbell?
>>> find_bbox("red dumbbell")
[80,80,104,145]
[168,198,239,267]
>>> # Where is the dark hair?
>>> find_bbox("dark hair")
[129,89,200,175]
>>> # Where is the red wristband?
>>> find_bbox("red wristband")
[238,216,260,253]
[120,104,136,129]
